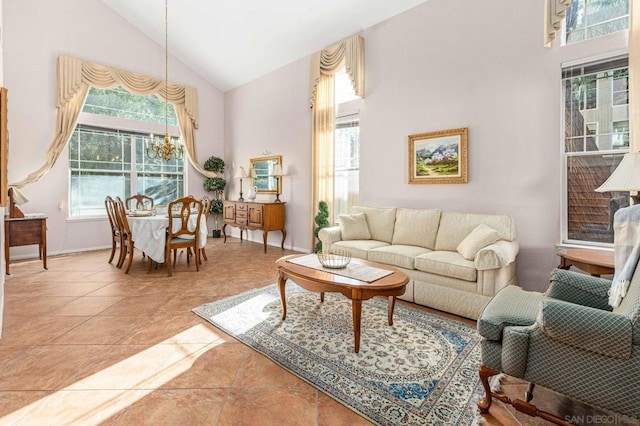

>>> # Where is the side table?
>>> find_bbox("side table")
[556,248,614,277]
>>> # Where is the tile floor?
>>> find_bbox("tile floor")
[0,237,634,425]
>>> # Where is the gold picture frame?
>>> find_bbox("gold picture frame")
[249,155,282,194]
[408,127,468,184]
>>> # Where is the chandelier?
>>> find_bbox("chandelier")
[146,0,184,162]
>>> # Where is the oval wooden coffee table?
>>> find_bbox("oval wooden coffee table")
[276,254,409,353]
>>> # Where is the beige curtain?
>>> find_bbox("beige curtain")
[544,0,571,47]
[631,0,640,152]
[311,74,335,227]
[310,35,364,248]
[310,35,364,108]
[10,55,205,188]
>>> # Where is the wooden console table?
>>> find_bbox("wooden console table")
[557,248,614,277]
[222,201,286,253]
[4,215,48,275]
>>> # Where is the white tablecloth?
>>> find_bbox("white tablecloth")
[128,215,208,263]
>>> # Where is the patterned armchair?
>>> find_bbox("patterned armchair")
[476,268,640,424]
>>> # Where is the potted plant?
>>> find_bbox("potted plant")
[209,199,224,238]
[313,200,330,252]
[203,156,226,238]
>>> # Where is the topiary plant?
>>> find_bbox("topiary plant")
[203,156,225,174]
[202,156,226,237]
[209,199,224,233]
[203,177,227,193]
[313,200,330,253]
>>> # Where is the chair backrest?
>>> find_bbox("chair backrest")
[167,196,204,240]
[114,196,132,236]
[105,196,119,235]
[126,194,154,211]
[201,196,211,219]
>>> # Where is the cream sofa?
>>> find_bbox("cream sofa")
[318,206,519,320]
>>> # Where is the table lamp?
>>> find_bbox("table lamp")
[8,187,29,218]
[595,152,640,203]
[234,166,248,201]
[270,164,285,203]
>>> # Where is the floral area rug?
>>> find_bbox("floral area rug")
[192,283,483,425]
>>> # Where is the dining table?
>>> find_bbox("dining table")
[127,213,208,264]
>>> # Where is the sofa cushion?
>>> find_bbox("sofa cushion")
[338,213,371,240]
[435,211,516,251]
[331,240,389,260]
[457,224,501,260]
[415,251,477,282]
[368,245,432,270]
[391,208,441,250]
[351,206,397,243]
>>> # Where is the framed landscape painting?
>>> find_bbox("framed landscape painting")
[408,127,468,184]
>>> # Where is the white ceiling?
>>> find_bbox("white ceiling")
[100,0,428,92]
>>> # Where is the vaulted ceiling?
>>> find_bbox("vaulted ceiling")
[101,0,428,92]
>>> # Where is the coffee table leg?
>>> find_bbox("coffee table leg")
[352,299,362,353]
[278,274,287,320]
[388,296,396,326]
[320,292,324,302]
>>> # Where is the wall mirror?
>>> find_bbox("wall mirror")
[250,155,282,194]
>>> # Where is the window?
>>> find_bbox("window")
[565,0,629,44]
[333,70,361,222]
[562,57,629,245]
[69,87,184,217]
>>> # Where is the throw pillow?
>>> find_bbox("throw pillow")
[456,224,501,260]
[339,213,371,241]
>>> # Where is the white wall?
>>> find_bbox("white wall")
[3,0,224,257]
[225,0,627,292]
[224,57,312,253]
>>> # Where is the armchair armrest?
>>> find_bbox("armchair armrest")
[538,299,632,360]
[318,226,342,247]
[475,240,519,271]
[546,268,612,311]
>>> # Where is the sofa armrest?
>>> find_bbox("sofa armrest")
[474,240,519,271]
[318,226,342,248]
[546,269,612,311]
[538,299,632,360]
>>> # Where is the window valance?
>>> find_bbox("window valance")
[544,0,570,47]
[309,35,364,108]
[10,55,208,188]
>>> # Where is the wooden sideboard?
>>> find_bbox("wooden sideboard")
[4,215,47,275]
[222,201,286,253]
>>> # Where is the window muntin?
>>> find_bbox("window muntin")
[334,117,360,222]
[69,87,184,217]
[565,0,629,44]
[562,58,629,245]
[332,68,361,224]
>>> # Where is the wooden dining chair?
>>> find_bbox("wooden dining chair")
[114,197,135,274]
[165,196,204,277]
[104,196,121,264]
[125,194,154,211]
[199,196,211,262]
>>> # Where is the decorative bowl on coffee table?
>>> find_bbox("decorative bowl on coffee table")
[316,251,351,269]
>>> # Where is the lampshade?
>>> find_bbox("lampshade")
[271,164,284,176]
[595,152,640,192]
[234,166,248,179]
[9,187,29,205]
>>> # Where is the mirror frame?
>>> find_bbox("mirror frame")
[250,155,282,194]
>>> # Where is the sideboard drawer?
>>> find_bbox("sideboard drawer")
[236,211,247,219]
[236,203,247,211]
[236,218,248,226]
